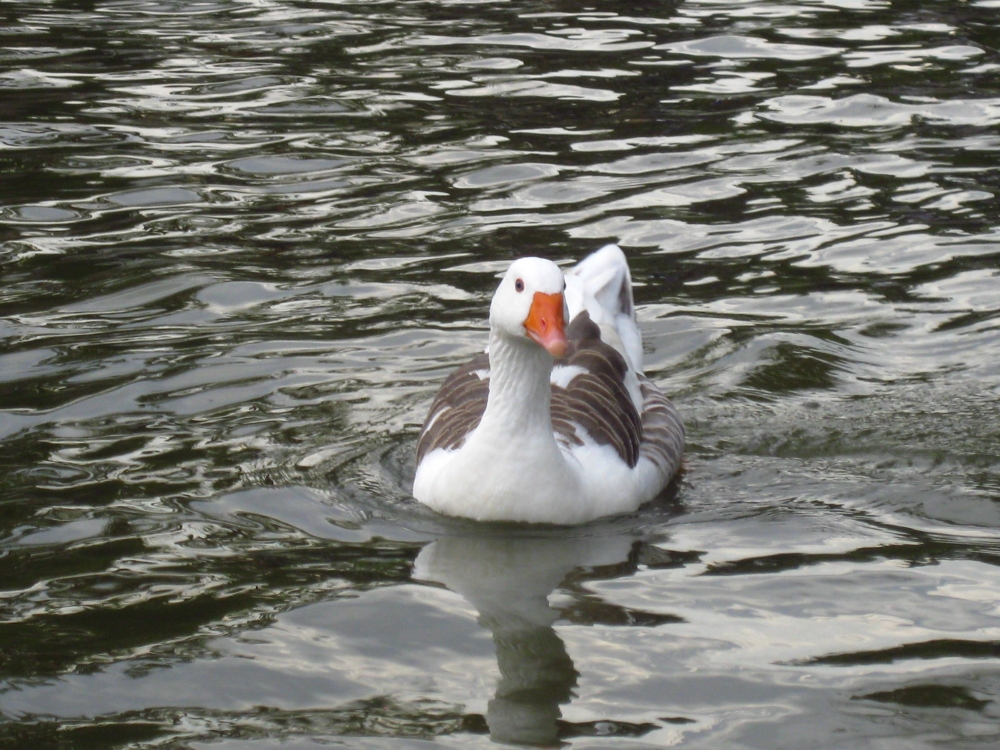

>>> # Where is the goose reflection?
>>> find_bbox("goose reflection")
[413,532,642,746]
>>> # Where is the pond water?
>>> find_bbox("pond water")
[2,0,1000,747]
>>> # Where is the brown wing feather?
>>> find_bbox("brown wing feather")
[415,352,489,464]
[637,375,685,478]
[551,313,643,467]
[417,313,684,480]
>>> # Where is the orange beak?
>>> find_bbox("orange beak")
[524,291,568,358]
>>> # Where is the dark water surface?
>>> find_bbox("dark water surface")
[3,0,1000,747]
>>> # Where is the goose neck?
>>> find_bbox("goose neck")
[481,330,553,435]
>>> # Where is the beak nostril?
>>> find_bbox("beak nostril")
[524,291,567,357]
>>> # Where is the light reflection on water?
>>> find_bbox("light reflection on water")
[2,0,1000,747]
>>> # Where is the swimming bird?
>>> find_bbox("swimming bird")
[413,244,684,524]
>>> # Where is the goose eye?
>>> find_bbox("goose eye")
[514,278,524,292]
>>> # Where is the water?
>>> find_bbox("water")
[2,0,1000,747]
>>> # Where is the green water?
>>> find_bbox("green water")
[2,1,1000,747]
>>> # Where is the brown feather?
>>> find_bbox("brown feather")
[415,353,490,464]
[551,313,642,467]
[416,312,683,480]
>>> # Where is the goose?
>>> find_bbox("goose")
[413,244,684,524]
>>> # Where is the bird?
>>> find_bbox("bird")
[413,244,684,524]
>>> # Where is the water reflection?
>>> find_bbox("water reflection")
[415,532,659,746]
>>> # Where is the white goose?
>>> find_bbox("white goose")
[413,245,684,524]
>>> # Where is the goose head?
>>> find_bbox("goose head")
[490,257,568,358]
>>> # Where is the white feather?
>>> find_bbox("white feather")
[566,243,643,372]
[413,248,682,524]
[550,364,587,389]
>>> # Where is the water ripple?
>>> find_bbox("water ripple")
[2,0,1000,747]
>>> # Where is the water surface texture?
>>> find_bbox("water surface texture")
[2,1,1000,747]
